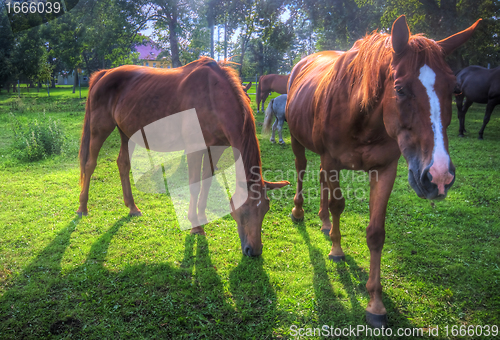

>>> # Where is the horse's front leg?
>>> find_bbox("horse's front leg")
[290,136,307,222]
[197,147,225,225]
[365,161,397,328]
[459,98,473,136]
[186,151,205,235]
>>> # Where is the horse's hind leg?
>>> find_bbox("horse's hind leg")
[197,147,225,225]
[478,98,500,140]
[77,123,115,216]
[290,135,306,222]
[277,118,285,144]
[261,92,270,112]
[117,129,141,216]
[186,150,205,235]
[270,118,278,143]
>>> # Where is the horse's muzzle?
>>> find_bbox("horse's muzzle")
[242,244,262,257]
[408,164,455,200]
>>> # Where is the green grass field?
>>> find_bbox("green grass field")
[0,84,499,339]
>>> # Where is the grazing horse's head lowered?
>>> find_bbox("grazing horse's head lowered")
[77,57,288,257]
[379,16,481,199]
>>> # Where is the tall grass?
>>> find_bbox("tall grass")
[9,111,66,162]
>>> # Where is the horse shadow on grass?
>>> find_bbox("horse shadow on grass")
[296,222,413,337]
[0,216,281,339]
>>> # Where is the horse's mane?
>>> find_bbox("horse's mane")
[204,57,262,184]
[319,31,451,111]
[89,69,108,90]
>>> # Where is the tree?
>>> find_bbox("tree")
[381,0,500,70]
[0,9,15,91]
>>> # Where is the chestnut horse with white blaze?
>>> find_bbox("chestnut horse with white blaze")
[286,16,480,327]
[77,57,288,257]
[256,74,289,113]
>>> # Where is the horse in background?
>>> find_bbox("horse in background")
[262,94,287,144]
[286,15,480,327]
[455,65,500,139]
[242,82,252,91]
[242,82,252,99]
[77,57,288,257]
[256,74,289,113]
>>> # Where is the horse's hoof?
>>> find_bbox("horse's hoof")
[76,211,88,217]
[190,227,206,236]
[279,140,285,145]
[478,135,484,140]
[289,213,303,223]
[321,228,331,236]
[458,134,464,137]
[328,254,345,262]
[270,139,275,143]
[365,311,387,328]
[129,211,142,217]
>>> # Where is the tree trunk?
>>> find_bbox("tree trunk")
[210,23,214,59]
[224,21,227,60]
[169,6,181,68]
[239,35,249,76]
[73,68,78,93]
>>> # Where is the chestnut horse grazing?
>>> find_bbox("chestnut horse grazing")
[256,74,289,113]
[286,16,480,327]
[455,65,500,139]
[77,57,288,257]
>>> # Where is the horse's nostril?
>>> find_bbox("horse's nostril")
[244,246,253,257]
[426,170,433,182]
[421,167,432,185]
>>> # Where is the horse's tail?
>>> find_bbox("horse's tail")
[79,70,108,188]
[256,76,262,111]
[262,98,274,135]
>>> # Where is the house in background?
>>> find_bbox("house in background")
[135,34,172,68]
[55,35,171,86]
[56,69,89,86]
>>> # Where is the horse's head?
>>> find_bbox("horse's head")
[230,179,288,257]
[384,15,480,200]
[242,82,252,100]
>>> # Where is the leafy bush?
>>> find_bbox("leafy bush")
[9,111,66,162]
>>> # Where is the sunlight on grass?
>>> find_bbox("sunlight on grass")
[0,88,499,338]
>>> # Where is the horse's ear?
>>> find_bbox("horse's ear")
[264,180,289,191]
[391,15,410,55]
[437,19,482,56]
[243,82,252,92]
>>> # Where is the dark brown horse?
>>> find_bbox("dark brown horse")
[77,57,288,257]
[455,65,500,139]
[256,74,289,112]
[286,16,480,327]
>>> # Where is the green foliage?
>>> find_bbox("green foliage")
[380,0,500,70]
[9,111,65,162]
[0,9,14,89]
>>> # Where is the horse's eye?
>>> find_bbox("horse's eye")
[395,86,405,97]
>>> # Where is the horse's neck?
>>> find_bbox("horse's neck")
[231,123,263,186]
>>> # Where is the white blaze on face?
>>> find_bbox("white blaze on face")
[418,65,454,195]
